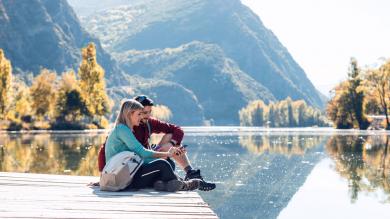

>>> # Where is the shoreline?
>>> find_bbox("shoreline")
[1,126,389,135]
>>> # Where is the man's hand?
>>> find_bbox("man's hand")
[167,147,180,158]
[170,145,187,158]
[176,145,187,155]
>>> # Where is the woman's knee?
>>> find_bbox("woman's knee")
[150,159,173,171]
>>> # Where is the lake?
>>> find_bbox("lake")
[0,127,389,219]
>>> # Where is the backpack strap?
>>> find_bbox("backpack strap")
[146,121,152,149]
[146,121,151,139]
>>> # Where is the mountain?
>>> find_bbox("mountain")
[114,41,276,124]
[0,0,122,81]
[66,0,130,18]
[0,0,206,124]
[108,76,205,125]
[79,0,325,110]
[0,0,326,126]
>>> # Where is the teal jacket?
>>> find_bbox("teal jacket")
[105,124,156,163]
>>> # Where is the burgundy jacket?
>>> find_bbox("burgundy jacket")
[98,117,184,171]
[133,117,184,148]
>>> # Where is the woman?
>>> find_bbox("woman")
[105,99,200,192]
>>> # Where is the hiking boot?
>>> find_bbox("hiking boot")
[180,179,201,191]
[153,180,166,191]
[198,180,216,191]
[185,169,203,180]
[185,169,216,191]
[153,180,184,192]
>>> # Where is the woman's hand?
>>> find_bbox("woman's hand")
[167,147,180,158]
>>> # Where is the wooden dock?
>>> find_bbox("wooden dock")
[0,172,218,219]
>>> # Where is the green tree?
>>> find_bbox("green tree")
[55,71,88,123]
[327,58,370,129]
[239,100,266,126]
[277,99,289,127]
[286,97,296,127]
[294,100,307,126]
[0,49,12,119]
[78,43,110,119]
[267,104,275,127]
[30,69,57,120]
[327,81,354,129]
[271,102,282,127]
[347,58,369,129]
[252,100,266,126]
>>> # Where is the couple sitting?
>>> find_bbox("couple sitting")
[99,95,215,192]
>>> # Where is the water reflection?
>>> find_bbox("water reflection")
[0,133,106,176]
[0,131,389,218]
[185,133,327,219]
[326,135,390,203]
[239,134,324,156]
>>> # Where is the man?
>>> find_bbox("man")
[133,95,215,191]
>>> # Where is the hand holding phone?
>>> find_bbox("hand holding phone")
[174,144,188,156]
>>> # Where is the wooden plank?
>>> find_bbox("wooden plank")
[0,171,98,180]
[0,212,219,219]
[0,185,202,199]
[0,172,218,219]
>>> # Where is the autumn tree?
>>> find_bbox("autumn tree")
[12,81,31,121]
[0,49,12,119]
[55,71,88,124]
[78,43,110,121]
[239,100,267,126]
[30,69,57,120]
[240,98,327,127]
[365,60,390,129]
[151,104,172,121]
[327,58,370,129]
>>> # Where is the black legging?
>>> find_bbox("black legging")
[129,159,179,189]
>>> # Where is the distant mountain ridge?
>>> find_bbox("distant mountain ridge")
[107,76,205,125]
[0,0,325,125]
[115,41,276,124]
[0,0,122,80]
[76,0,325,117]
[0,0,205,125]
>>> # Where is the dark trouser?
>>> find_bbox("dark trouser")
[166,157,175,170]
[130,159,178,189]
[151,144,175,170]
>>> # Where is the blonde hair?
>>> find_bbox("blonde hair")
[115,99,144,128]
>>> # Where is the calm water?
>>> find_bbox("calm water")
[0,128,389,219]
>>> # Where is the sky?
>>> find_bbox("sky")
[241,0,390,96]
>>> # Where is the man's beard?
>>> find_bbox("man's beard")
[140,118,148,124]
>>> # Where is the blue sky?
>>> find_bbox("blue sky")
[242,0,390,96]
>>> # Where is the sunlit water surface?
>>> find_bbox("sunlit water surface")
[1,127,389,219]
